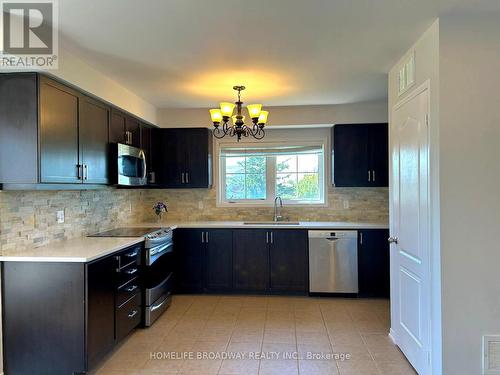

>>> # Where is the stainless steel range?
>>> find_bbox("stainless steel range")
[89,227,174,326]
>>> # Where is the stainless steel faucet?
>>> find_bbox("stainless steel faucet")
[273,196,283,222]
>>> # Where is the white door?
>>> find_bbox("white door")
[390,83,431,375]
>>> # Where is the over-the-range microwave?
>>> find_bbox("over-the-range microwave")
[111,143,147,186]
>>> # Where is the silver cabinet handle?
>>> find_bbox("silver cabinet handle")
[77,164,82,180]
[372,170,376,182]
[129,131,133,145]
[270,232,273,244]
[125,285,138,292]
[186,172,189,184]
[201,231,204,243]
[368,170,371,182]
[83,164,88,180]
[181,172,185,184]
[360,232,363,245]
[388,237,399,244]
[125,268,138,275]
[206,231,209,243]
[128,310,138,318]
[125,251,138,258]
[266,232,269,244]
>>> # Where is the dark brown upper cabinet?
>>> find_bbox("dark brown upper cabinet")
[0,73,157,189]
[110,109,141,147]
[140,123,156,184]
[79,96,111,184]
[152,128,213,188]
[332,123,388,187]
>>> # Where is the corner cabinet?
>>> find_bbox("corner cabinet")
[1,244,143,375]
[152,128,213,188]
[332,123,388,187]
[174,228,309,294]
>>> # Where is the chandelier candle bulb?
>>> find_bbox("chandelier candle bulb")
[209,109,223,124]
[220,102,236,117]
[258,110,269,125]
[247,104,263,119]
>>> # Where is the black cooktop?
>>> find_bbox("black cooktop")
[89,227,162,237]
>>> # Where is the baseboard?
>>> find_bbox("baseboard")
[389,328,397,344]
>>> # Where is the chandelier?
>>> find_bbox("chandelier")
[209,86,269,141]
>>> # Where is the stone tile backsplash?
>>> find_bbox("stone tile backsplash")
[0,186,388,252]
[135,187,389,224]
[0,188,137,252]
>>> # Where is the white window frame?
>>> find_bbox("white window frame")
[216,140,328,207]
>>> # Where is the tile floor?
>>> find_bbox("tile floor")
[93,295,417,375]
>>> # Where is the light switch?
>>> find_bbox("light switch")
[56,210,65,224]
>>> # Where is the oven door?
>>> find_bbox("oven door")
[146,241,173,266]
[117,143,147,186]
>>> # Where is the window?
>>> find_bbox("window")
[219,143,326,206]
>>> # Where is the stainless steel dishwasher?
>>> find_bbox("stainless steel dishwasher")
[308,230,358,293]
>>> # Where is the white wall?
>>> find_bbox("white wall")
[388,19,442,374]
[0,47,158,124]
[157,101,388,128]
[439,8,500,375]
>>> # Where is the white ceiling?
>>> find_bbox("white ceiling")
[59,0,440,108]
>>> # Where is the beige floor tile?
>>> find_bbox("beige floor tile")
[336,359,381,375]
[361,333,395,349]
[299,359,339,375]
[265,319,296,330]
[219,359,260,375]
[368,346,408,362]
[376,360,418,375]
[231,328,264,343]
[98,351,150,372]
[264,329,297,344]
[330,332,365,347]
[296,330,330,345]
[180,358,222,374]
[297,342,333,358]
[260,359,299,375]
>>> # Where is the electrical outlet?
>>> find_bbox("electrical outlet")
[56,210,65,224]
[343,200,350,209]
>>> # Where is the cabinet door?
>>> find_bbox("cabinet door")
[126,117,141,147]
[79,96,110,184]
[174,229,204,292]
[232,230,269,291]
[333,124,370,187]
[184,128,212,188]
[86,256,116,369]
[358,229,390,297]
[154,129,185,187]
[140,124,156,184]
[109,110,127,144]
[269,230,309,293]
[205,229,233,291]
[39,77,80,183]
[368,123,389,187]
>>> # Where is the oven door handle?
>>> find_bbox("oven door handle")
[150,293,171,312]
[146,242,173,266]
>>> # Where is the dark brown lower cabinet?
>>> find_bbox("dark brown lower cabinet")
[358,229,390,297]
[1,244,143,375]
[174,228,309,294]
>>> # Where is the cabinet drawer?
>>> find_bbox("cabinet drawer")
[117,245,142,268]
[116,277,140,308]
[116,293,141,341]
[116,262,140,287]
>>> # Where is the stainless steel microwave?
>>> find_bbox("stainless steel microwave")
[114,143,147,186]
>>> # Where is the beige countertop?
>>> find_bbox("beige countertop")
[0,221,387,263]
[0,236,144,263]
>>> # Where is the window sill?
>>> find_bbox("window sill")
[216,201,328,208]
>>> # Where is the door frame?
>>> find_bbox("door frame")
[389,79,438,375]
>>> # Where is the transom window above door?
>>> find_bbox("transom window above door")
[218,143,326,206]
